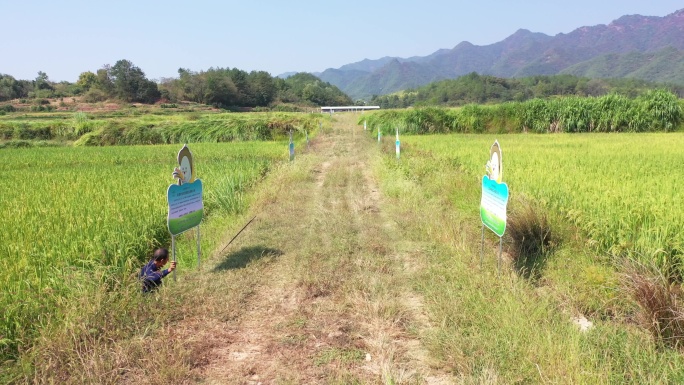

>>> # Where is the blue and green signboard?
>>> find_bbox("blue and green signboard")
[167,145,203,236]
[480,140,508,237]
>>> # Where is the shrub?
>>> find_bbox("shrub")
[0,140,33,149]
[82,88,108,103]
[73,111,93,136]
[0,104,15,113]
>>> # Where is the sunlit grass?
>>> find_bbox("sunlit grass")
[0,141,286,362]
[401,133,684,275]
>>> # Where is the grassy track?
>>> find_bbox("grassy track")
[9,114,684,383]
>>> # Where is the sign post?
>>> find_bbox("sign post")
[167,144,204,279]
[479,140,509,274]
[289,130,295,161]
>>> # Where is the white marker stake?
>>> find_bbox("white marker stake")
[395,128,400,159]
[378,128,381,143]
[364,120,367,131]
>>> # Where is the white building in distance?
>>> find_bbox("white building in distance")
[320,106,380,113]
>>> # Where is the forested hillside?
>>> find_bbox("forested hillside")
[370,73,684,108]
[318,9,684,100]
[0,62,352,110]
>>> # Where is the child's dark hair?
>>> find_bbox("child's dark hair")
[154,248,169,261]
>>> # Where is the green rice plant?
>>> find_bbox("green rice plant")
[0,141,285,362]
[402,133,684,278]
[383,131,684,381]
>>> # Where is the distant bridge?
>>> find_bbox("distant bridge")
[320,106,380,113]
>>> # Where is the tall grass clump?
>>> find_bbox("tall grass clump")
[621,260,684,349]
[505,197,555,279]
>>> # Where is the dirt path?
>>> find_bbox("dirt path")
[186,114,453,384]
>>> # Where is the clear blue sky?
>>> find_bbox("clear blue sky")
[1,0,682,82]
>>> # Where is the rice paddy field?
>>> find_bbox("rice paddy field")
[394,132,684,275]
[0,139,291,361]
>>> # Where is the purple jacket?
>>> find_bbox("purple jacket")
[140,260,170,293]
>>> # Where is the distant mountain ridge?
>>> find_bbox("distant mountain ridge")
[310,9,684,100]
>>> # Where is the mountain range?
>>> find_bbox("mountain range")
[308,9,684,100]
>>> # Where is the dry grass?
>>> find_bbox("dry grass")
[621,260,684,348]
[505,197,555,279]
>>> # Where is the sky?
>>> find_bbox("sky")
[2,0,682,82]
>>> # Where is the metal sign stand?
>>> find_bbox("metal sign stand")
[479,140,507,276]
[172,234,176,282]
[168,144,204,282]
[479,225,503,276]
[173,176,182,281]
[480,225,484,268]
[498,237,502,275]
[197,226,201,268]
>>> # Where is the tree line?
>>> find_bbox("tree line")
[0,60,352,108]
[370,72,684,108]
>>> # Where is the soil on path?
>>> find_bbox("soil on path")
[177,114,453,384]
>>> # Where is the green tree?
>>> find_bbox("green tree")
[77,71,98,92]
[107,60,160,103]
[203,69,238,107]
[0,74,27,101]
[95,67,114,94]
[34,71,53,91]
[248,71,276,106]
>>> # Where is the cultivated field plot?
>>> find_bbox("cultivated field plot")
[0,142,284,353]
[402,133,684,270]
